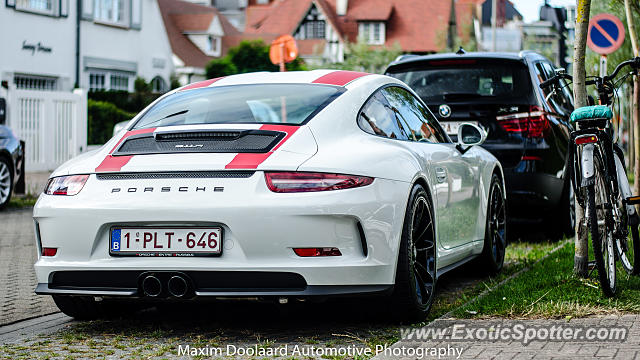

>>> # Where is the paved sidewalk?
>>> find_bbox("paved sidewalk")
[375,315,640,359]
[0,208,57,326]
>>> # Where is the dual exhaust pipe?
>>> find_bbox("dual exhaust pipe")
[141,273,190,298]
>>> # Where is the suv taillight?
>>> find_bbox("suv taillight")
[496,106,549,138]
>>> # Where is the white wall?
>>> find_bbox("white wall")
[80,0,174,90]
[0,4,76,90]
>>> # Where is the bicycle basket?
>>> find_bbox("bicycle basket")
[570,105,612,129]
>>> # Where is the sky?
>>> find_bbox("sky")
[511,0,577,23]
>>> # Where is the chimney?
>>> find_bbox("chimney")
[336,0,348,16]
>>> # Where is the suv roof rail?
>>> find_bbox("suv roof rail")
[393,54,420,63]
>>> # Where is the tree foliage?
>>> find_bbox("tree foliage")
[205,40,306,78]
[313,40,402,74]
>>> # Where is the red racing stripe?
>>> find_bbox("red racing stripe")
[95,127,156,172]
[179,77,224,91]
[312,71,370,86]
[225,124,299,169]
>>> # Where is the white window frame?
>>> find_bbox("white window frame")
[151,76,167,94]
[94,0,129,27]
[89,72,106,91]
[15,0,57,16]
[109,73,129,91]
[206,35,221,56]
[89,71,131,92]
[358,22,386,45]
[14,74,58,91]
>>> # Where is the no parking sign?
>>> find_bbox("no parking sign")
[587,14,626,55]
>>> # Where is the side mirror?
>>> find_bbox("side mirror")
[457,123,485,146]
[0,98,5,125]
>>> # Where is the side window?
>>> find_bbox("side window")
[535,62,573,116]
[541,62,573,115]
[358,92,409,140]
[381,86,449,143]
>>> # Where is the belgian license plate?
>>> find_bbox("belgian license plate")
[110,227,222,257]
[442,121,478,135]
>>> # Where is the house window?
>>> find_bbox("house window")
[14,74,58,91]
[206,35,220,55]
[294,5,325,39]
[151,76,167,94]
[15,0,55,15]
[94,0,128,25]
[359,22,386,45]
[110,74,129,91]
[89,73,106,91]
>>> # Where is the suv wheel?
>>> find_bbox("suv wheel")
[0,157,13,209]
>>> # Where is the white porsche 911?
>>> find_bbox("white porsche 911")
[34,70,506,321]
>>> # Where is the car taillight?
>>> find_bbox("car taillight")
[575,135,598,145]
[496,106,549,138]
[264,172,373,193]
[293,247,342,257]
[42,247,57,256]
[45,175,89,196]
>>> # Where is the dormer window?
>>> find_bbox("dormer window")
[359,22,385,45]
[206,35,221,56]
[294,5,325,40]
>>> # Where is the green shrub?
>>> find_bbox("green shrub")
[88,99,136,145]
[205,40,306,79]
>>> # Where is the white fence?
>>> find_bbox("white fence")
[7,88,87,172]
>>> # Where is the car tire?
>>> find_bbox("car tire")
[0,156,14,210]
[391,183,437,322]
[52,295,105,320]
[480,174,507,274]
[546,178,575,240]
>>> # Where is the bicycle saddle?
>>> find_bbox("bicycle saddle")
[570,105,612,122]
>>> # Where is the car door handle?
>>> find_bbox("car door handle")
[435,167,447,183]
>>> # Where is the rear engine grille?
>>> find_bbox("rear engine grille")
[96,171,255,181]
[114,130,285,155]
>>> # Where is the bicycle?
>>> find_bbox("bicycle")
[540,57,640,297]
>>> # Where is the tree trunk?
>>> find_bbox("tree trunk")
[625,0,640,202]
[573,0,592,278]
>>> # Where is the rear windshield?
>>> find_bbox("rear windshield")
[386,60,532,103]
[132,84,344,129]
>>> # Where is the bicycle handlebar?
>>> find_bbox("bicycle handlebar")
[539,57,640,91]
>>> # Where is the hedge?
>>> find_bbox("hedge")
[88,99,136,145]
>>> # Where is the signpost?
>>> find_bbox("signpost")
[587,13,626,55]
[588,13,626,75]
[587,14,626,99]
[269,35,298,72]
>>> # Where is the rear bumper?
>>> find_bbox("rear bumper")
[35,279,393,298]
[33,173,410,291]
[503,169,564,221]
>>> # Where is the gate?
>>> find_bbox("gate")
[7,89,87,172]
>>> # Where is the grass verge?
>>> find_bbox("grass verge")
[8,194,38,208]
[453,241,640,319]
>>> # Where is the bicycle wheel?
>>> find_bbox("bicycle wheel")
[587,154,616,297]
[617,223,640,275]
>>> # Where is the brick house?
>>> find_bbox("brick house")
[244,0,484,63]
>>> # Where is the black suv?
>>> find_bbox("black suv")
[385,51,575,239]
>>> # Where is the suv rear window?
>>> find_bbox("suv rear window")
[133,84,344,129]
[386,60,533,103]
